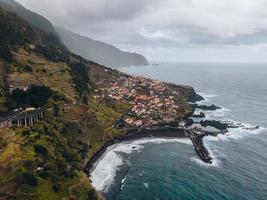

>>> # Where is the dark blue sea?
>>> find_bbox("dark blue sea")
[90,63,267,200]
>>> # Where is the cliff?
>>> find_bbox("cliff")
[56,27,149,68]
[0,4,200,200]
[0,6,121,200]
[0,0,58,34]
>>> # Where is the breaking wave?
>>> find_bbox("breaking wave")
[192,92,266,167]
[90,138,192,192]
[197,92,217,104]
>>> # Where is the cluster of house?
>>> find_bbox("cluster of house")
[96,76,182,128]
[6,74,30,94]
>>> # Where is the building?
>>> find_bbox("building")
[6,74,29,94]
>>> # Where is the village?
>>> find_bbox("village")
[95,76,185,128]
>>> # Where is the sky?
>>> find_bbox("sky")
[16,0,267,63]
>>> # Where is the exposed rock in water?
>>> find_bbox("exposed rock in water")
[196,104,221,111]
[243,126,259,131]
[192,112,205,118]
[186,118,194,126]
[200,120,246,131]
[200,120,229,130]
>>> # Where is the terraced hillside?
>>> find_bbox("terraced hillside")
[0,6,127,200]
[11,48,78,102]
[0,4,199,200]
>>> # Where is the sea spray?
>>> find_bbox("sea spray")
[90,138,192,192]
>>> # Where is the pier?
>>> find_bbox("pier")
[185,129,212,164]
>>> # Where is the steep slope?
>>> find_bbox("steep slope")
[56,26,149,68]
[0,0,64,51]
[0,0,148,68]
[0,7,124,200]
[0,4,200,200]
[0,0,56,34]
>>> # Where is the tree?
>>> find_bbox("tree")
[8,85,53,109]
[34,144,48,156]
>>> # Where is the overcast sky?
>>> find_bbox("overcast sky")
[16,0,267,63]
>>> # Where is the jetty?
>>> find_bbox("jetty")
[185,129,212,164]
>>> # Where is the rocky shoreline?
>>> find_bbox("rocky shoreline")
[85,127,187,175]
[85,92,260,181]
[86,93,220,176]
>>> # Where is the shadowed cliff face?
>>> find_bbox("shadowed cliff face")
[56,26,149,68]
[0,6,36,62]
[0,0,55,34]
[0,0,66,51]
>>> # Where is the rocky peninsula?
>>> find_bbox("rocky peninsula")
[86,75,225,171]
[87,74,261,172]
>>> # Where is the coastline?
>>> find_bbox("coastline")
[85,128,187,175]
[85,92,210,176]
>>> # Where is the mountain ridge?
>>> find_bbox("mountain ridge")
[0,0,149,68]
[56,26,149,68]
[0,0,56,34]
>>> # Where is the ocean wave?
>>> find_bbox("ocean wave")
[90,137,192,192]
[192,93,266,166]
[198,92,217,99]
[204,126,266,142]
[90,144,129,192]
[195,107,231,121]
[190,157,220,168]
[143,183,149,189]
[199,125,266,167]
[120,177,126,190]
[197,92,217,104]
[191,141,220,168]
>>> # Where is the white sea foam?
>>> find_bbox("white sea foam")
[192,92,266,167]
[198,92,217,99]
[191,141,220,168]
[143,183,149,188]
[205,125,266,142]
[91,91,266,190]
[190,157,219,168]
[120,177,126,190]
[203,107,231,120]
[197,92,217,104]
[196,116,267,167]
[90,137,192,192]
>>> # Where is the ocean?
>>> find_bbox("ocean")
[90,63,267,200]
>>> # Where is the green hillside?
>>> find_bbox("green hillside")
[0,0,56,34]
[0,6,128,200]
[0,3,198,200]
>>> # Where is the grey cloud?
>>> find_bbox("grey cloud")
[16,0,267,62]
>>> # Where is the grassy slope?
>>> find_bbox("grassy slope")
[0,7,120,199]
[0,48,130,199]
[0,60,7,113]
[0,46,131,200]
[0,6,195,200]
